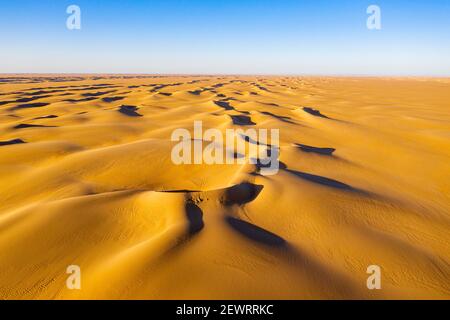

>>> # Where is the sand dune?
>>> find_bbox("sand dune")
[0,75,449,299]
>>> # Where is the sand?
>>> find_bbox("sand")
[0,75,449,299]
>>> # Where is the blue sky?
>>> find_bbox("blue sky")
[0,0,449,75]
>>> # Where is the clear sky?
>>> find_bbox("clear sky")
[0,0,449,75]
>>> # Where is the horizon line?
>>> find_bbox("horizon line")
[1,73,449,78]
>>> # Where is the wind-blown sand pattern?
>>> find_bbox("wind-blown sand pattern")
[0,75,449,299]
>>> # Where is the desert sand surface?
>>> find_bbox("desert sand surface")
[0,75,449,299]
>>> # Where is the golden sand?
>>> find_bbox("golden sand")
[0,75,449,299]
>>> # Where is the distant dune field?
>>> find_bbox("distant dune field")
[0,75,449,299]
